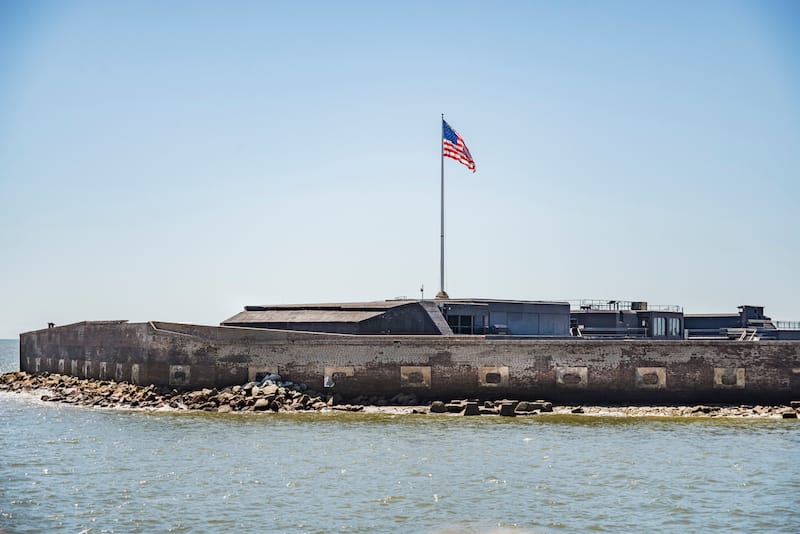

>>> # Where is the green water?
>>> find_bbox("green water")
[1,340,799,533]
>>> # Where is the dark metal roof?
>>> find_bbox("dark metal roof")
[223,309,384,324]
[244,300,414,312]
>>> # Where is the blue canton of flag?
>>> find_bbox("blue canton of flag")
[442,119,476,172]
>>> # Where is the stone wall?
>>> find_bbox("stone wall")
[19,320,800,403]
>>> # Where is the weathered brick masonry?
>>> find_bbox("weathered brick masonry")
[20,320,800,403]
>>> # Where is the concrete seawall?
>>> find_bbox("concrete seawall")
[19,320,800,403]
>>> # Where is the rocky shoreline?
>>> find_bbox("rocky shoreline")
[2,371,799,419]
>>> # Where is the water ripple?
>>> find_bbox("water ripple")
[2,342,800,533]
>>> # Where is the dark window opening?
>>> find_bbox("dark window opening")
[720,371,738,386]
[484,372,502,384]
[562,373,582,385]
[642,372,660,385]
[447,314,474,334]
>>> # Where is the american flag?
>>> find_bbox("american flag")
[442,119,476,172]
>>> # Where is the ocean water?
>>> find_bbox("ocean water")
[1,339,799,533]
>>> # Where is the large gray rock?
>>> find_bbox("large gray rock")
[261,384,279,397]
[253,398,270,411]
[429,401,447,413]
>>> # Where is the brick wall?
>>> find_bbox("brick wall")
[19,321,800,403]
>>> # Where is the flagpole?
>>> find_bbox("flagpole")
[437,114,449,299]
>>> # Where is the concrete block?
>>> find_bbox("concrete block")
[463,401,480,416]
[636,367,666,389]
[479,366,509,387]
[445,402,464,413]
[713,368,745,389]
[169,365,191,387]
[499,401,517,417]
[556,367,588,388]
[400,366,431,388]
[324,366,354,388]
[131,364,140,385]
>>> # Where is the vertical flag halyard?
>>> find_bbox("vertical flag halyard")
[437,116,476,299]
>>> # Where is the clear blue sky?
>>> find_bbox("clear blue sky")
[1,0,798,337]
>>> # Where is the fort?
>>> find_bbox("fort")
[18,298,800,404]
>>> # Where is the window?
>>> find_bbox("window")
[668,317,681,337]
[653,317,666,337]
[447,314,474,334]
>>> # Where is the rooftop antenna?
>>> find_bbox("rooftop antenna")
[420,283,424,301]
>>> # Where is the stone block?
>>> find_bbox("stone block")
[463,401,480,416]
[499,402,516,417]
[445,402,464,413]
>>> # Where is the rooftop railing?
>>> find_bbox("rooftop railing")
[569,299,682,313]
